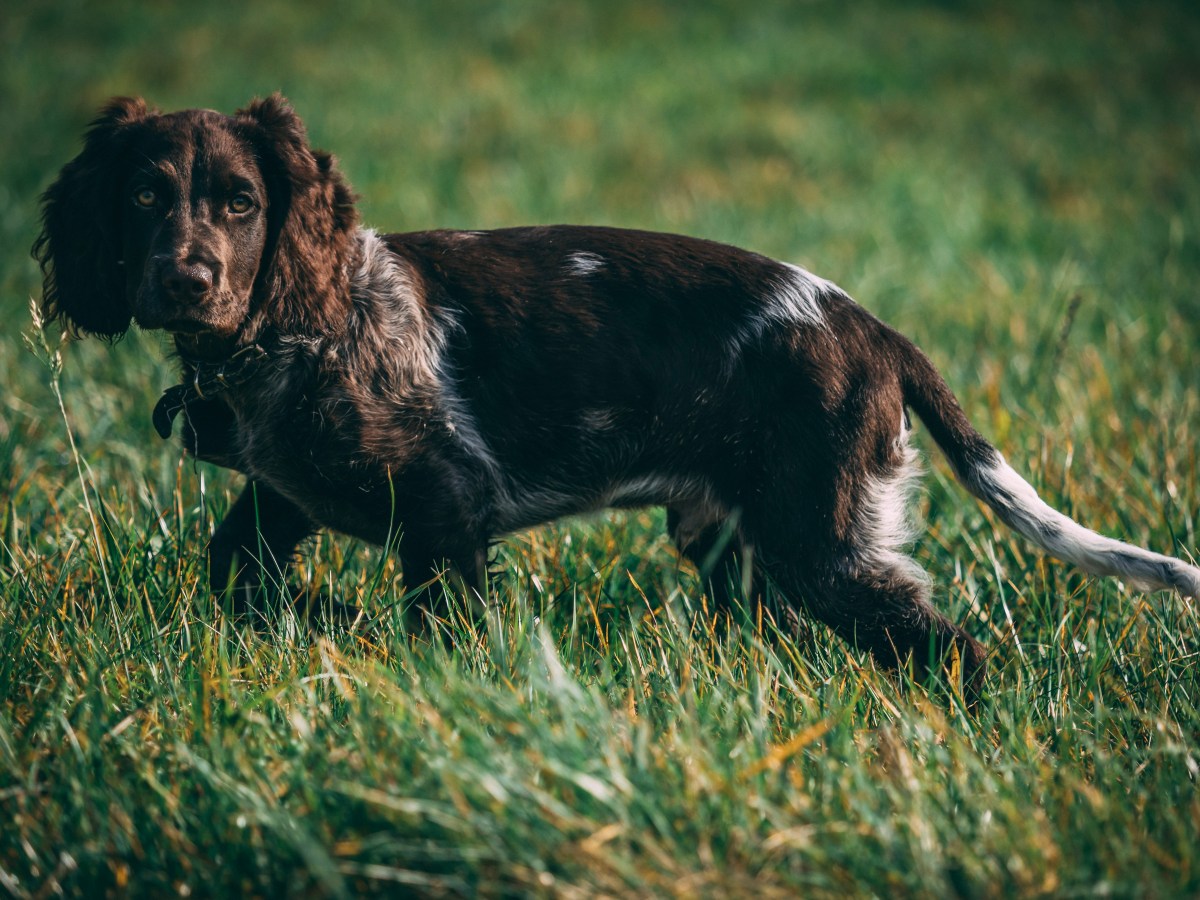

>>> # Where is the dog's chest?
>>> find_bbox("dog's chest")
[225,376,371,518]
[225,373,472,542]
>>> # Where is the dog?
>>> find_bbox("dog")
[34,95,1200,694]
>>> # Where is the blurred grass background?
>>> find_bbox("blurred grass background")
[2,1,1199,896]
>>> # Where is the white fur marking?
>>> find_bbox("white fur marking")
[565,251,606,276]
[767,263,832,327]
[727,262,833,361]
[580,407,618,430]
[353,228,506,494]
[854,431,929,585]
[490,473,716,536]
[350,228,440,383]
[603,474,706,508]
[969,457,1200,598]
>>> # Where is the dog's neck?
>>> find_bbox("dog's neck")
[172,329,246,363]
[346,228,426,338]
[155,228,440,441]
[333,228,445,391]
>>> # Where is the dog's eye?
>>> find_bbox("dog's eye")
[228,194,254,214]
[133,188,157,208]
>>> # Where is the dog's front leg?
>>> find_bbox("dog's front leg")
[399,542,490,634]
[207,480,314,619]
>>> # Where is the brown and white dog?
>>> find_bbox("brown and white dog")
[34,95,1200,693]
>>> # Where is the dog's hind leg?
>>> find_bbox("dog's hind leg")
[783,557,987,699]
[750,494,986,694]
[746,394,986,697]
[667,502,758,618]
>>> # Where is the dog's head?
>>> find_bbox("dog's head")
[34,95,358,345]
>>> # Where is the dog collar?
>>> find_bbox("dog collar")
[153,343,268,439]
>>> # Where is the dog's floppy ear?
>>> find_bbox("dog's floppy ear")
[33,97,155,339]
[236,93,358,334]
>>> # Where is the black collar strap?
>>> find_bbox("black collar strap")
[153,344,268,439]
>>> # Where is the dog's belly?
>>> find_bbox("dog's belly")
[487,468,720,536]
[238,413,724,549]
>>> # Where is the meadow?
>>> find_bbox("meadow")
[1,1,1198,895]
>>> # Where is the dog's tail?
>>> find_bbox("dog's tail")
[886,325,1200,598]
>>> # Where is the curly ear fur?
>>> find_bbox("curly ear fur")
[33,97,156,339]
[236,94,358,335]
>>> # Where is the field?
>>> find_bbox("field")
[2,1,1199,895]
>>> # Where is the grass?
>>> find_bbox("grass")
[2,0,1200,895]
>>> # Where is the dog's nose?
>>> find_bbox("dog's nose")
[162,262,214,300]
